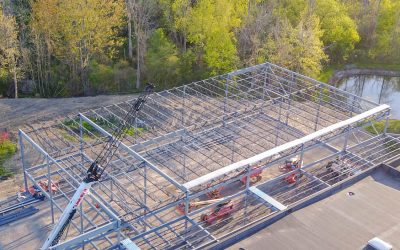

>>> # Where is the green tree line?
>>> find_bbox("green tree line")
[0,0,399,97]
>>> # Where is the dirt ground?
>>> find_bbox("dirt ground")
[0,94,137,199]
[0,94,137,131]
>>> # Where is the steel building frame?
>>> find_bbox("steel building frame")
[18,62,400,249]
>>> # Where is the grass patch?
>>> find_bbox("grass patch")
[61,118,103,142]
[0,133,17,179]
[365,119,400,135]
[62,118,103,136]
[60,131,79,142]
[82,121,96,132]
[123,127,145,136]
[365,120,400,152]
[61,119,80,133]
[62,116,146,141]
[318,67,335,83]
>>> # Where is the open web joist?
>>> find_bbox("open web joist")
[17,62,397,250]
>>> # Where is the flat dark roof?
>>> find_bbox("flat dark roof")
[228,167,400,250]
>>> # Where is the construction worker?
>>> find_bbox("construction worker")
[281,156,300,172]
[291,160,298,170]
[287,156,300,171]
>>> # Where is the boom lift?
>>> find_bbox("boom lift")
[279,156,302,172]
[201,200,234,225]
[41,84,154,249]
[240,165,263,184]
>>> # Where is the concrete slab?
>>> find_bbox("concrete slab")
[0,201,52,249]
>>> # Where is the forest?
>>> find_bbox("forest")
[0,0,399,97]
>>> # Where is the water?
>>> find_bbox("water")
[338,75,400,119]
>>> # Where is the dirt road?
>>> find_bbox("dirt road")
[0,94,137,131]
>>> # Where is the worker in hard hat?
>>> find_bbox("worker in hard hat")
[290,157,299,170]
[280,156,302,172]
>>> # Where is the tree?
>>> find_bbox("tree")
[0,5,21,98]
[127,0,157,89]
[237,1,275,66]
[0,0,397,98]
[126,0,133,61]
[31,0,124,95]
[170,0,191,51]
[343,0,382,50]
[313,0,360,61]
[370,0,400,62]
[145,28,179,89]
[30,0,58,96]
[182,0,249,75]
[263,11,327,77]
[275,0,306,26]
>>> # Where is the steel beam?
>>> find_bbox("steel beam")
[183,104,389,189]
[249,186,287,211]
[79,113,186,192]
[50,222,119,250]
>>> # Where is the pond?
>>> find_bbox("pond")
[337,75,400,119]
